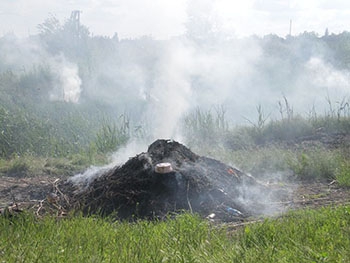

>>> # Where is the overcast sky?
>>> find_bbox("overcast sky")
[1,0,350,39]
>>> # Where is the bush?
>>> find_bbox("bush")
[94,116,130,154]
[286,148,341,181]
[182,107,228,147]
[335,160,350,187]
[6,157,29,177]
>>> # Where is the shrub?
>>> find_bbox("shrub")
[286,148,341,181]
[94,116,130,154]
[335,160,350,187]
[182,106,228,147]
[5,157,29,177]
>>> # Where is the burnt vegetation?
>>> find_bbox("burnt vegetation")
[62,139,264,221]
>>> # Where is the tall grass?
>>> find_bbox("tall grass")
[0,69,133,161]
[0,206,349,262]
[182,106,228,147]
[94,115,130,154]
[0,102,131,164]
[335,160,350,187]
[182,98,350,184]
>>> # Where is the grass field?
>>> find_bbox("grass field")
[0,206,349,262]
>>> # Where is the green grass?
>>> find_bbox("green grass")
[285,147,342,181]
[335,160,350,187]
[196,144,348,184]
[234,205,350,262]
[1,206,349,262]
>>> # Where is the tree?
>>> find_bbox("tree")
[37,13,90,58]
[185,0,220,42]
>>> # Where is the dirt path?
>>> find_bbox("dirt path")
[291,182,350,209]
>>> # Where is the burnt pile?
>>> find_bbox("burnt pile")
[64,139,267,221]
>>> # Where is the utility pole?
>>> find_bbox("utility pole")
[289,19,292,36]
[70,10,81,38]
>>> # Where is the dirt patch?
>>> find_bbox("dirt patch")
[0,176,59,206]
[291,182,350,209]
[1,175,349,220]
[0,175,68,216]
[0,140,349,221]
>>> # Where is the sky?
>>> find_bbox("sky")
[1,0,350,39]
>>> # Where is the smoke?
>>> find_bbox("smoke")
[306,57,350,91]
[61,64,82,103]
[69,139,149,189]
[0,33,45,71]
[0,34,82,103]
[68,164,113,190]
[266,56,350,116]
[68,1,350,190]
[49,55,82,103]
[144,39,194,140]
[3,5,350,217]
[304,57,350,98]
[110,139,149,165]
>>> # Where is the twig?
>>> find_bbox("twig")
[186,181,193,214]
[36,199,45,217]
[51,179,70,206]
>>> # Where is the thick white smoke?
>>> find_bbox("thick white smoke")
[282,57,350,115]
[0,34,82,104]
[49,55,82,103]
[305,57,350,96]
[61,62,82,103]
[145,39,194,140]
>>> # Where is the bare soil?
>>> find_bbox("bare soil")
[0,137,349,219]
[1,169,349,219]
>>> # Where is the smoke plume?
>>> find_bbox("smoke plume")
[50,55,82,103]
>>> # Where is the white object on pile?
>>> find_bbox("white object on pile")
[155,162,173,174]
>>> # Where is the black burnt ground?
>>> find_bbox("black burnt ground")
[66,139,263,221]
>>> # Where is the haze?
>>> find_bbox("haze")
[2,0,350,39]
[1,0,350,147]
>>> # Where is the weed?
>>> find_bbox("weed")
[335,160,350,187]
[6,157,29,177]
[286,148,340,181]
[94,116,130,154]
[183,106,228,147]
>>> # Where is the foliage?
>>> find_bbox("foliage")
[0,65,133,161]
[204,144,346,183]
[215,146,293,178]
[183,106,228,147]
[335,160,350,187]
[286,148,341,181]
[4,157,29,178]
[37,14,90,58]
[94,116,130,154]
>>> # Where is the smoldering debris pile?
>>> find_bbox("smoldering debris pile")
[63,139,271,221]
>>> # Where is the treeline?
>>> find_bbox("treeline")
[1,14,350,158]
[2,15,350,108]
